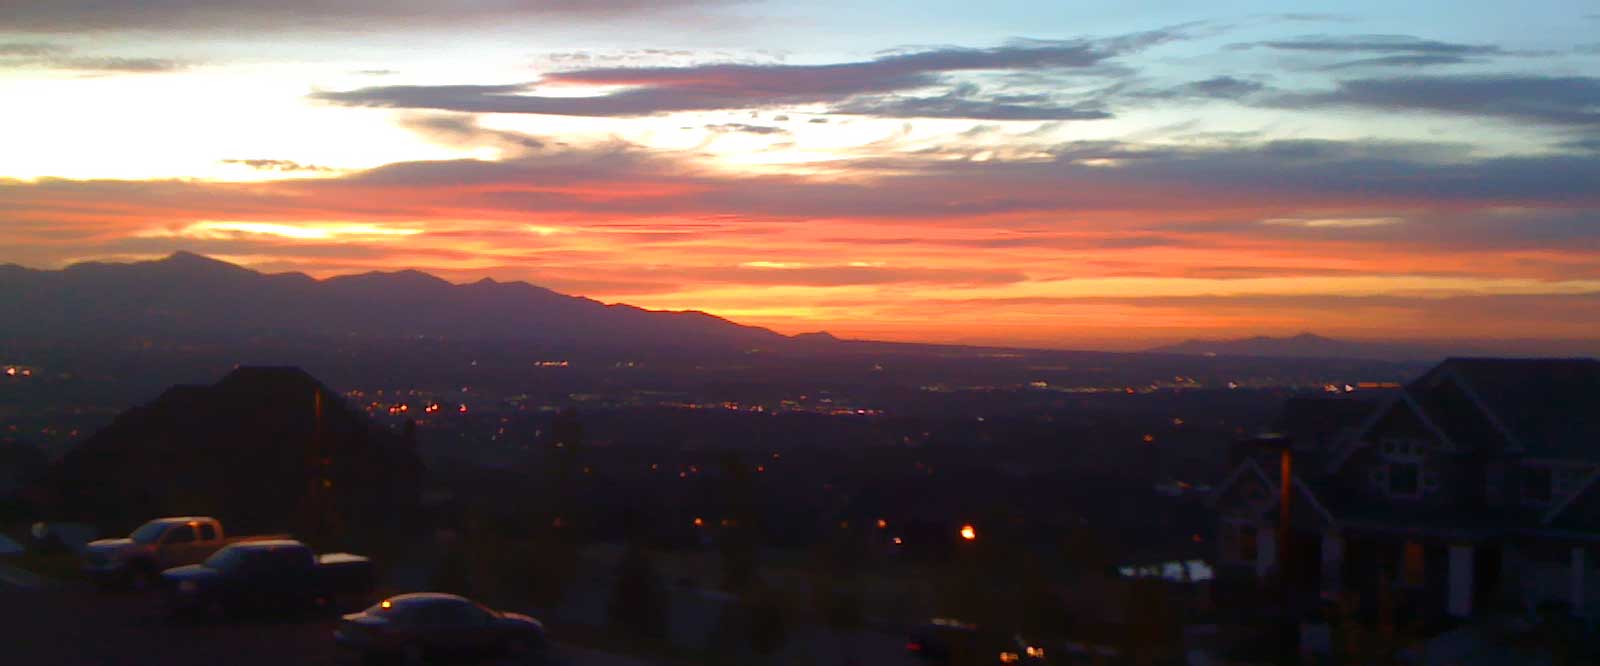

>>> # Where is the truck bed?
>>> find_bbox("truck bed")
[315,553,374,611]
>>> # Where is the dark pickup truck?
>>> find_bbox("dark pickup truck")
[159,539,374,617]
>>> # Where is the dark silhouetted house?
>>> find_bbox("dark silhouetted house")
[1211,358,1600,622]
[38,367,423,545]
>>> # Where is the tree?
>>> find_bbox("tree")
[430,543,472,597]
[548,407,585,528]
[811,526,867,665]
[716,452,760,592]
[746,583,790,663]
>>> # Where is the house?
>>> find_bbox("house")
[1210,358,1600,624]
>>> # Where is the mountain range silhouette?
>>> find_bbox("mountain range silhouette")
[0,252,785,351]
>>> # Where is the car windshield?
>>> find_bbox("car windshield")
[202,546,243,571]
[129,521,169,544]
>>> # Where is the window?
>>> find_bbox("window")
[1523,466,1554,504]
[198,523,217,540]
[130,521,169,544]
[1376,438,1427,499]
[1389,462,1420,497]
[204,547,243,572]
[426,600,495,626]
[163,526,195,544]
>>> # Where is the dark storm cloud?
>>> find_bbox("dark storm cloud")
[0,0,725,32]
[221,159,334,172]
[0,42,189,72]
[1239,34,1516,70]
[1319,54,1475,70]
[1183,76,1265,98]
[704,123,788,135]
[689,264,1028,287]
[1131,75,1267,100]
[1247,34,1504,56]
[398,114,548,151]
[1268,75,1600,127]
[314,32,1182,118]
[4,135,1595,270]
[832,85,1111,121]
[46,56,188,72]
[0,42,64,56]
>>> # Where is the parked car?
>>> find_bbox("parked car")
[334,593,549,665]
[159,539,374,617]
[907,618,1048,665]
[83,516,287,590]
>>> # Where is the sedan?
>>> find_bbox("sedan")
[334,593,548,665]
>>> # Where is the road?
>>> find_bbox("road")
[0,581,654,666]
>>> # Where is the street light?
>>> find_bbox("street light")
[960,524,977,541]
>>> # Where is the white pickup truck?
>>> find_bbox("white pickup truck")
[83,516,287,591]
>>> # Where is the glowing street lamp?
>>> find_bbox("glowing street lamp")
[960,524,977,541]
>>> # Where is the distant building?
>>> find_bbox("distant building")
[1211,358,1600,622]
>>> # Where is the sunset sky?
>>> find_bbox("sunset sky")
[2,1,1598,350]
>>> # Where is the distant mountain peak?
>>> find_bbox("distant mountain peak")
[157,250,252,271]
[1149,332,1433,362]
[793,330,840,342]
[60,250,257,279]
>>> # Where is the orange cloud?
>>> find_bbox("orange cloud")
[2,134,1598,347]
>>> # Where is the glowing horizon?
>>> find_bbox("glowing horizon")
[2,1,1597,350]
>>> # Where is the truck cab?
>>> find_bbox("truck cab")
[83,516,252,590]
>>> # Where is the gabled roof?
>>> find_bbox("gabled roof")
[1209,456,1337,526]
[1329,391,1458,472]
[1439,358,1600,461]
[1208,456,1275,511]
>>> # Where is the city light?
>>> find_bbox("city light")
[960,524,977,541]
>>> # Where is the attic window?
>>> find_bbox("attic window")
[1375,439,1427,499]
[1389,462,1421,498]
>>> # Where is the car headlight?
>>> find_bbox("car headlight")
[178,580,199,594]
